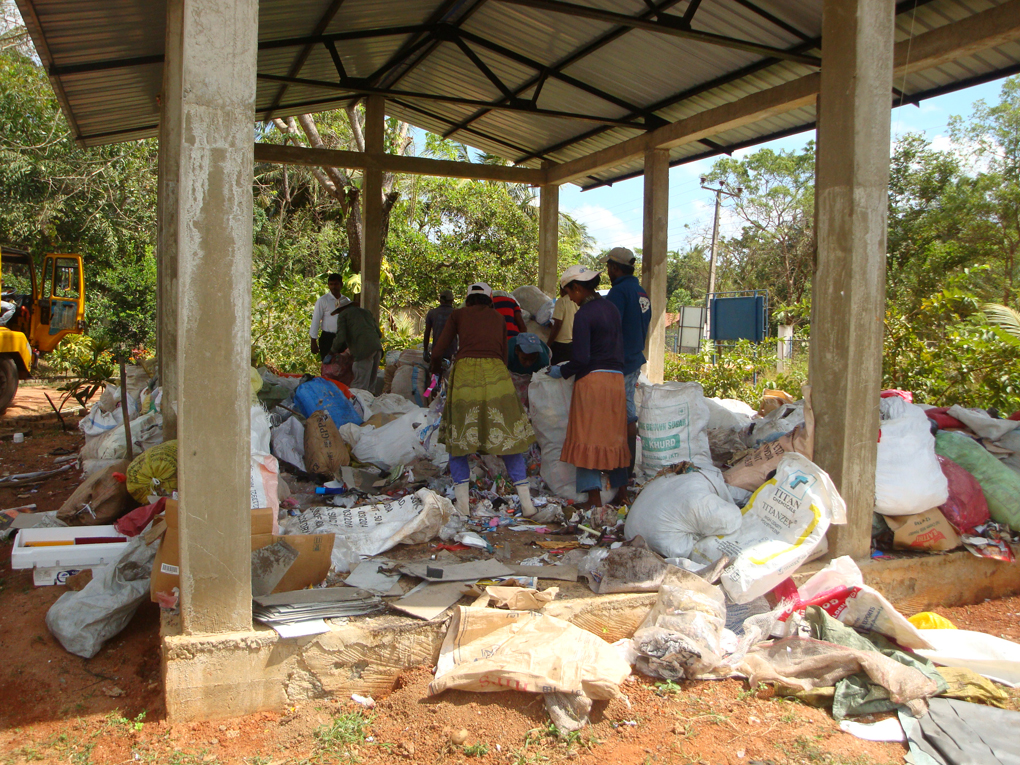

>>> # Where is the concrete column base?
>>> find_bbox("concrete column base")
[160,555,1020,722]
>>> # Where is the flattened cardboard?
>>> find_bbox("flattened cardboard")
[391,581,467,620]
[398,559,513,582]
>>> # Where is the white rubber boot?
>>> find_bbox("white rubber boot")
[516,481,537,518]
[454,482,471,516]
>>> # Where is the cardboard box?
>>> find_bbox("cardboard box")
[150,501,278,602]
[885,508,962,552]
[251,533,334,594]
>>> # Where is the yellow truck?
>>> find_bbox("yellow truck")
[0,245,85,413]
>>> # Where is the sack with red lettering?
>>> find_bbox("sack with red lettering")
[772,556,932,650]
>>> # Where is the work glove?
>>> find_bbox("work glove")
[547,365,563,379]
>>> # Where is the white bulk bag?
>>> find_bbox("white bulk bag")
[638,382,712,476]
[875,397,948,516]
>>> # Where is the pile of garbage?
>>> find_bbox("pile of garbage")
[8,302,1020,752]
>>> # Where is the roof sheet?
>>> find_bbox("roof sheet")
[14,0,1020,188]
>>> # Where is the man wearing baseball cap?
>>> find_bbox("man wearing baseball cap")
[605,247,650,478]
[507,332,551,376]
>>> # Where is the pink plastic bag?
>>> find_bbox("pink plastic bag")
[937,455,990,534]
[881,389,913,403]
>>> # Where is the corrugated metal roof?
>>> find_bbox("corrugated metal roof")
[14,0,1020,188]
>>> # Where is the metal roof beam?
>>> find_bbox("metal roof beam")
[259,24,428,51]
[254,141,543,183]
[494,0,822,66]
[389,98,546,159]
[255,72,650,128]
[371,0,490,89]
[264,0,348,122]
[729,0,812,42]
[441,0,685,139]
[548,0,1020,185]
[45,25,427,77]
[513,0,945,165]
[455,29,649,118]
[681,0,704,26]
[451,35,516,100]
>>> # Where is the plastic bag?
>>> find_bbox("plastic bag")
[125,440,178,503]
[909,612,957,630]
[935,431,1020,532]
[937,455,990,534]
[632,581,727,679]
[251,453,280,517]
[947,405,1020,440]
[528,371,613,503]
[83,411,163,461]
[705,397,754,432]
[624,469,741,559]
[693,453,846,604]
[80,391,139,436]
[283,488,452,556]
[45,536,157,658]
[352,408,429,470]
[580,546,677,594]
[778,556,932,650]
[251,403,272,455]
[875,397,948,516]
[294,377,363,429]
[511,285,554,319]
[270,415,306,471]
[638,382,712,475]
[745,401,804,448]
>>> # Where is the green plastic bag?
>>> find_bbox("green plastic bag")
[934,431,1020,532]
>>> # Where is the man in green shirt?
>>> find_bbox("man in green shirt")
[329,295,383,392]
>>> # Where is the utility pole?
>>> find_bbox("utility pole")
[701,179,741,341]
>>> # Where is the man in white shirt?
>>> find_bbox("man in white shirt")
[309,273,346,361]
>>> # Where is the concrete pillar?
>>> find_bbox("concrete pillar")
[168,0,258,634]
[156,0,183,442]
[538,166,559,296]
[810,0,894,559]
[641,149,669,384]
[361,95,385,318]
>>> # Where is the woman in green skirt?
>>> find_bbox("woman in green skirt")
[430,282,537,516]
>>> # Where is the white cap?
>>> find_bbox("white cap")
[466,282,492,298]
[329,295,354,314]
[559,264,602,288]
[606,247,636,266]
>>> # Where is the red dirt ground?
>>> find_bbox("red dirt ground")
[1,414,1017,765]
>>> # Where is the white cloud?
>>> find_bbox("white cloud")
[566,203,642,250]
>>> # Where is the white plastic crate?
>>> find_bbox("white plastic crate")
[11,525,129,570]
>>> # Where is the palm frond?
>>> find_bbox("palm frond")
[982,302,1020,343]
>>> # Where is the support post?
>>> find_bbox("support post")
[156,0,183,442]
[641,149,669,384]
[538,164,559,296]
[168,0,258,634]
[810,0,894,559]
[361,95,385,319]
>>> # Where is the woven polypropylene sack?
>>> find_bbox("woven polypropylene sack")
[126,440,178,503]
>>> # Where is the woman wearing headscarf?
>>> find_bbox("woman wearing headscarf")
[430,282,538,517]
[548,265,630,509]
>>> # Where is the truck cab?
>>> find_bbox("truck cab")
[0,245,85,412]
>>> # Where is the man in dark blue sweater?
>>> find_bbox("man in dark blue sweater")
[605,247,650,478]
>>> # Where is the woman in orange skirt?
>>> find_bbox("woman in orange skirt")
[548,265,630,509]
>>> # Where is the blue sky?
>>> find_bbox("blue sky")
[558,77,1012,255]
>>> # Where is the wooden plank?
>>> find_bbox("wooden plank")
[253,142,544,184]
